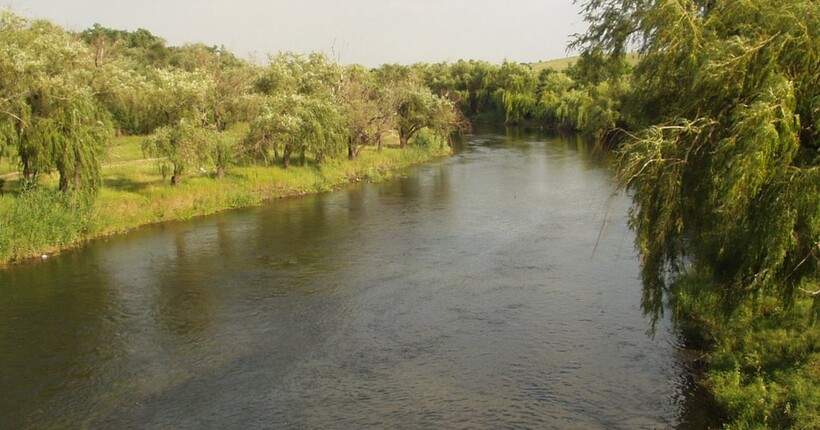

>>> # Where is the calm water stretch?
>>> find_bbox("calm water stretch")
[0,131,715,429]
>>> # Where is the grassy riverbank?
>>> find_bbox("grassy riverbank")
[0,128,450,268]
[672,276,819,428]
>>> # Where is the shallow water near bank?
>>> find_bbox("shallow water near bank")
[0,131,717,428]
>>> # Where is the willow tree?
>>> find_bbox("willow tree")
[574,0,819,320]
[493,61,538,124]
[534,69,575,126]
[448,60,498,117]
[140,68,215,185]
[242,53,345,166]
[142,119,212,186]
[242,94,345,168]
[0,12,112,193]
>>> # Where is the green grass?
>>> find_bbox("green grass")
[107,134,146,163]
[0,158,15,176]
[672,276,820,428]
[0,129,451,266]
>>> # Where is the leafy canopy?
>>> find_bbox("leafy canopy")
[0,11,112,193]
[574,0,819,322]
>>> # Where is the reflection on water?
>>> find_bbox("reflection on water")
[0,131,717,429]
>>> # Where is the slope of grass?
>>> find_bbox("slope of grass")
[530,53,640,72]
[0,130,450,267]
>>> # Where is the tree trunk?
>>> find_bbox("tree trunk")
[22,153,36,187]
[469,92,479,116]
[216,166,225,179]
[348,140,356,160]
[214,105,224,132]
[377,135,383,152]
[283,144,292,169]
[300,149,306,166]
[171,166,182,186]
[399,133,409,149]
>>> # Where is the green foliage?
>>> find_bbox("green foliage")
[255,52,341,99]
[170,43,256,130]
[534,70,574,125]
[80,24,170,69]
[448,60,499,117]
[239,53,345,168]
[409,128,448,150]
[578,0,820,318]
[565,47,631,86]
[411,59,624,134]
[671,275,819,429]
[211,134,233,179]
[0,188,96,262]
[242,95,346,168]
[242,53,347,166]
[577,0,820,426]
[0,11,114,193]
[493,61,539,124]
[142,119,213,185]
[388,70,460,148]
[337,64,396,159]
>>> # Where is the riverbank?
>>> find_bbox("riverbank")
[672,275,819,428]
[0,131,451,268]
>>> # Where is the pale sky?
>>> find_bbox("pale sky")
[3,0,587,66]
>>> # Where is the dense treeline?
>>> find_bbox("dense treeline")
[1,9,631,199]
[408,55,631,141]
[0,10,465,195]
[574,0,819,428]
[0,9,471,266]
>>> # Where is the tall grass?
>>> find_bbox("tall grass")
[0,189,96,263]
[672,275,820,428]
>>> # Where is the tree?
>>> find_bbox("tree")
[142,118,212,186]
[337,65,395,159]
[574,0,819,321]
[170,43,255,131]
[211,134,232,180]
[242,53,345,166]
[140,68,215,185]
[0,12,113,193]
[449,60,498,116]
[395,85,459,149]
[241,94,345,168]
[534,69,575,126]
[565,47,629,86]
[493,61,538,124]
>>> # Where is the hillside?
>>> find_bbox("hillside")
[529,53,640,71]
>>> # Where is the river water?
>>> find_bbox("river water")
[0,131,713,429]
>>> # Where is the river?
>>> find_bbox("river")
[0,130,714,429]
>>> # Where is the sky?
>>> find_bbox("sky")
[3,0,588,67]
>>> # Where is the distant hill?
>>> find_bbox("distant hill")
[529,53,640,72]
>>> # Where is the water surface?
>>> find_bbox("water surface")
[0,131,711,428]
